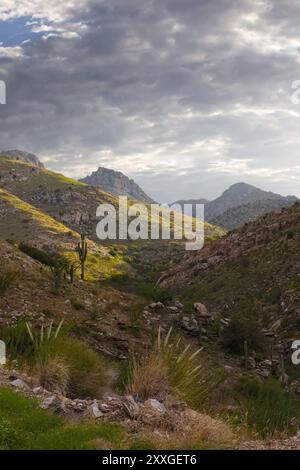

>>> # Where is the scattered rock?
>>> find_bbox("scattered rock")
[149,302,164,309]
[123,395,140,418]
[89,402,103,419]
[11,378,30,391]
[40,395,66,413]
[144,399,166,415]
[194,303,211,318]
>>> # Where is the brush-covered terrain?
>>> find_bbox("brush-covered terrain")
[0,154,300,450]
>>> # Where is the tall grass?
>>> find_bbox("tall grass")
[24,321,109,398]
[234,376,300,438]
[126,327,220,410]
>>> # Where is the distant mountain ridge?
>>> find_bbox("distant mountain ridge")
[0,150,44,168]
[172,182,298,229]
[80,166,155,203]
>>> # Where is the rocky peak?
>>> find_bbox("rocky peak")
[79,166,155,203]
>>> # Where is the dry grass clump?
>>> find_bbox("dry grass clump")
[37,356,70,395]
[127,354,169,401]
[131,409,234,450]
[171,409,234,449]
[126,327,220,409]
[26,321,109,398]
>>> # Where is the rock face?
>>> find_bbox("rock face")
[0,150,44,168]
[172,182,297,229]
[80,166,154,203]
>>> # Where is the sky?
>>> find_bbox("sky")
[1,0,300,203]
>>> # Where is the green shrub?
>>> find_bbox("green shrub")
[222,317,266,355]
[19,243,56,267]
[0,271,18,296]
[26,322,108,398]
[234,376,300,438]
[2,320,33,360]
[51,337,108,398]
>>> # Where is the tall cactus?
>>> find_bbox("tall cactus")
[76,233,88,280]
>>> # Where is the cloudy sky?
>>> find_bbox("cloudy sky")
[1,0,300,202]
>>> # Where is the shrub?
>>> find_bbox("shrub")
[19,243,56,267]
[0,271,18,296]
[26,322,108,398]
[234,376,300,438]
[2,320,33,359]
[221,317,266,355]
[51,337,108,398]
[19,243,76,288]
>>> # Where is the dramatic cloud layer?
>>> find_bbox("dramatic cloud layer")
[1,0,300,201]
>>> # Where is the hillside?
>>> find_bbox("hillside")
[80,166,155,203]
[159,202,300,346]
[209,198,296,230]
[172,183,298,229]
[0,150,44,168]
[0,156,224,241]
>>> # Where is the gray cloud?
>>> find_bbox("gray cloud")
[1,0,300,202]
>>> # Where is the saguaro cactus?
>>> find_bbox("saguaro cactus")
[76,233,88,280]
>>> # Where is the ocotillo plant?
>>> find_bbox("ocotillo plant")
[76,233,88,280]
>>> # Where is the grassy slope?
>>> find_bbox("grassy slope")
[0,387,126,450]
[0,157,225,241]
[0,188,77,244]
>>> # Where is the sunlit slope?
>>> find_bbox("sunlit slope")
[0,157,225,241]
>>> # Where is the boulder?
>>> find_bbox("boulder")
[40,395,66,413]
[89,402,103,419]
[194,303,211,318]
[144,399,166,415]
[11,378,30,391]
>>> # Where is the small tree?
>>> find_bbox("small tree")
[76,233,88,281]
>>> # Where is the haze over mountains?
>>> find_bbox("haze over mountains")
[1,150,297,231]
[173,182,298,230]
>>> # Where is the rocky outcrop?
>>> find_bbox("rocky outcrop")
[0,150,44,168]
[80,166,155,203]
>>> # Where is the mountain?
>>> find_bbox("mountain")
[172,182,298,229]
[209,198,297,230]
[0,150,44,168]
[79,166,155,203]
[0,156,224,241]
